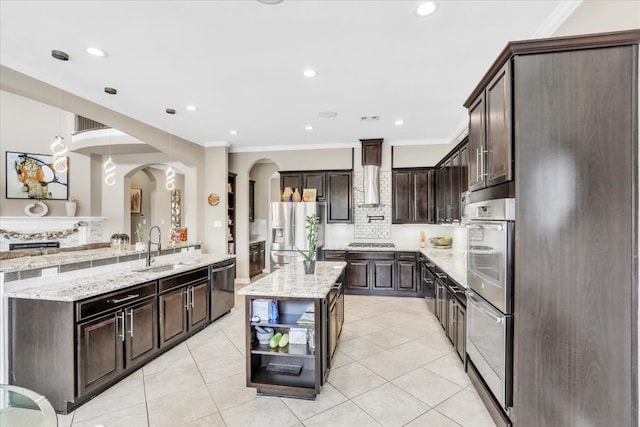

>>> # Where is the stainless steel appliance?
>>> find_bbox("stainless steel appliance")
[270,202,325,268]
[465,198,515,414]
[466,198,514,313]
[210,259,236,321]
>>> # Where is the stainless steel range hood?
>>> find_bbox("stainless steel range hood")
[361,164,382,207]
[359,138,384,208]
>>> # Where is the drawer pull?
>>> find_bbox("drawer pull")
[111,294,140,304]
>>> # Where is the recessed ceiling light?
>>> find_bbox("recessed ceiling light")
[416,1,438,17]
[303,69,317,78]
[85,47,108,57]
[305,125,313,131]
[319,111,337,119]
[395,119,404,126]
[51,50,69,61]
[186,105,197,111]
[229,130,238,135]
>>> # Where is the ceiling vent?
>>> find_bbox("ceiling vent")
[360,116,380,122]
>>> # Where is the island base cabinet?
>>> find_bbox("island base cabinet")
[245,297,325,399]
[77,298,157,396]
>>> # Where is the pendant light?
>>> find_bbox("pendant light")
[51,49,69,173]
[103,87,118,186]
[165,108,176,191]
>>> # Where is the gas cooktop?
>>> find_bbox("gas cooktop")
[348,242,395,248]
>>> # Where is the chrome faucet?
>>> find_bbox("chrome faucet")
[146,225,162,267]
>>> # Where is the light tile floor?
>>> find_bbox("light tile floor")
[55,285,496,427]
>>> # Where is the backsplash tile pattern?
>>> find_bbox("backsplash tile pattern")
[353,171,391,239]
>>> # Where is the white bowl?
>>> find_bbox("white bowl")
[256,327,274,344]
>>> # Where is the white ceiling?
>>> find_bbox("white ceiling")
[0,0,578,152]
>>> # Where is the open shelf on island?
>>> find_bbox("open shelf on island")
[251,342,314,358]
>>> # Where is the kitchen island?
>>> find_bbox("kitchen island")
[238,261,346,399]
[1,247,235,413]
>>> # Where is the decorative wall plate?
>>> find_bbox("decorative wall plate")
[208,193,220,206]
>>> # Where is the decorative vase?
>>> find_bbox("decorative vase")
[65,199,77,217]
[282,186,293,202]
[303,260,316,274]
[292,188,302,202]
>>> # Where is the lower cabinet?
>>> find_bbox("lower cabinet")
[78,296,157,396]
[346,251,418,296]
[159,269,210,349]
[328,280,344,364]
[9,264,218,414]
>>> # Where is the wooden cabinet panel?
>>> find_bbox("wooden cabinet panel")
[413,169,433,223]
[514,44,635,427]
[327,172,352,223]
[303,173,326,201]
[361,139,383,165]
[372,261,394,289]
[159,289,187,348]
[485,62,512,187]
[249,180,255,222]
[280,173,302,193]
[78,313,122,395]
[450,150,460,220]
[459,144,469,194]
[468,93,485,192]
[346,260,368,289]
[126,299,157,367]
[189,281,210,330]
[397,261,416,292]
[392,170,412,223]
[455,305,465,362]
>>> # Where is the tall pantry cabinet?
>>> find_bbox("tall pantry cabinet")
[491,30,638,427]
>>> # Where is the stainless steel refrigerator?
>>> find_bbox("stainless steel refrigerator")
[270,202,324,268]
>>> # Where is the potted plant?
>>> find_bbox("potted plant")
[298,214,320,274]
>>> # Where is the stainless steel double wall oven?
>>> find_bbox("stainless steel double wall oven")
[465,198,515,415]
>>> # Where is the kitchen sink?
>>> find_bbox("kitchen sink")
[134,263,187,273]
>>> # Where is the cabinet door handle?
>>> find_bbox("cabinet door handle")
[111,294,140,304]
[436,272,447,279]
[190,287,195,308]
[128,309,134,338]
[476,148,482,181]
[184,289,190,309]
[118,312,125,342]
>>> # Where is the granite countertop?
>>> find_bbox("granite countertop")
[5,253,233,302]
[238,261,347,299]
[0,242,201,273]
[322,244,418,252]
[419,247,467,288]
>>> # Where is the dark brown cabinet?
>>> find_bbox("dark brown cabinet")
[345,251,418,296]
[78,297,157,396]
[446,290,465,363]
[392,168,434,224]
[326,172,352,223]
[396,252,417,293]
[467,62,512,192]
[249,180,255,222]
[159,268,210,349]
[434,140,468,223]
[280,173,302,194]
[249,241,265,277]
[346,251,395,291]
[228,173,236,254]
[328,280,344,364]
[303,173,326,201]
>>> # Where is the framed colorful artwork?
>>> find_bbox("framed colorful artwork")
[5,151,69,200]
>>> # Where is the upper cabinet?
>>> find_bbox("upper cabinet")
[466,62,513,192]
[326,172,352,223]
[393,168,434,224]
[433,139,468,223]
[248,180,255,222]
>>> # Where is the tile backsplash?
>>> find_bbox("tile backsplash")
[353,170,392,239]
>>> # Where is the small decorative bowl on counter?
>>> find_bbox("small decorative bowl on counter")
[255,326,275,344]
[429,236,452,249]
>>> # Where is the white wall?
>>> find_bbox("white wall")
[552,1,640,37]
[0,91,92,216]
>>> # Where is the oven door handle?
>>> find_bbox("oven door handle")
[468,292,503,323]
[466,223,503,231]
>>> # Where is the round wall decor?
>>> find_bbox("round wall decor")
[208,193,220,206]
[24,200,48,217]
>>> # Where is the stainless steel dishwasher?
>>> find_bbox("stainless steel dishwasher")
[210,259,236,321]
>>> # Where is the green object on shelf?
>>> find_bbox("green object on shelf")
[269,332,283,348]
[278,333,289,348]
